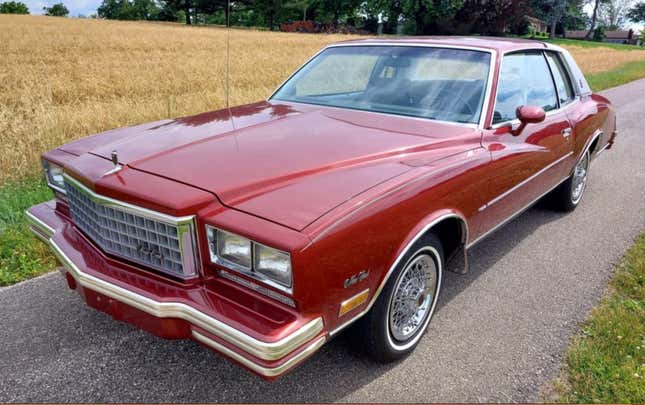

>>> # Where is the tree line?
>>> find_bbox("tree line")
[1,0,643,38]
[0,0,69,15]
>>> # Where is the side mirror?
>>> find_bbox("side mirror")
[512,105,546,136]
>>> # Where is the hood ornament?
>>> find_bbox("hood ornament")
[103,150,123,176]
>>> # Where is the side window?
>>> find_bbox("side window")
[545,52,575,105]
[493,52,558,124]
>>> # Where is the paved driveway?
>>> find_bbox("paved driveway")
[1,79,644,403]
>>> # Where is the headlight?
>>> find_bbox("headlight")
[206,226,292,290]
[254,243,292,287]
[208,227,252,270]
[42,159,66,194]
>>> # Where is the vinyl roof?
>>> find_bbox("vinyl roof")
[332,36,550,52]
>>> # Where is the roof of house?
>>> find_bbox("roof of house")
[605,30,633,39]
[526,16,546,24]
[565,30,588,39]
[566,29,633,40]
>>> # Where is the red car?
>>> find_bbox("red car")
[27,37,616,379]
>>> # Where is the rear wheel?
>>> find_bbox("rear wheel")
[354,233,443,363]
[548,149,590,212]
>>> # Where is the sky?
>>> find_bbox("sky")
[25,0,99,16]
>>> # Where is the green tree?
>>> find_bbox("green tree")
[284,0,318,20]
[453,0,529,36]
[584,0,609,39]
[98,0,160,19]
[0,1,30,13]
[627,1,645,22]
[43,2,69,16]
[160,0,194,23]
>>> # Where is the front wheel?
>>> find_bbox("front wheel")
[548,149,590,212]
[353,233,443,363]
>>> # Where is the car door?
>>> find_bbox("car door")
[474,50,575,239]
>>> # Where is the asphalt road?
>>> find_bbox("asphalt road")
[1,79,644,403]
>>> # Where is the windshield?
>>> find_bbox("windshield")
[272,45,491,124]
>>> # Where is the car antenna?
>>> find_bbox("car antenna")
[226,0,235,131]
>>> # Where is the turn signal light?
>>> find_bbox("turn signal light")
[338,289,369,317]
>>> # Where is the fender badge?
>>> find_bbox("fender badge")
[344,270,369,288]
[103,150,122,176]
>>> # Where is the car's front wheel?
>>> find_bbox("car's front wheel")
[354,233,443,363]
[549,149,590,212]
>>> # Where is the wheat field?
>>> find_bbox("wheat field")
[1,15,644,184]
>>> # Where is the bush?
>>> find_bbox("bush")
[593,26,606,42]
[280,20,315,32]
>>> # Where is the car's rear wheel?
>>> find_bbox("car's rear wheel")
[549,149,590,212]
[353,233,443,363]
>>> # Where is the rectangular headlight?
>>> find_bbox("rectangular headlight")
[207,227,252,270]
[254,243,292,288]
[42,159,66,194]
[206,226,293,291]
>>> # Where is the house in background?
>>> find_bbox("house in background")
[526,16,548,35]
[565,29,637,45]
[604,29,636,44]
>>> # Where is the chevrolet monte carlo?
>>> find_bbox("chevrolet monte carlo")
[27,37,616,379]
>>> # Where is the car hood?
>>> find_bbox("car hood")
[61,101,477,231]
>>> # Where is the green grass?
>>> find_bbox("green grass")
[547,38,644,51]
[0,177,56,286]
[586,60,645,91]
[556,233,645,403]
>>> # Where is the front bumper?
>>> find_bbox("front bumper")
[27,201,326,379]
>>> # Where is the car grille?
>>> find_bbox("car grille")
[64,176,197,278]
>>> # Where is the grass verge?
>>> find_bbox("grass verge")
[555,233,645,403]
[586,60,645,92]
[547,38,644,51]
[0,177,56,286]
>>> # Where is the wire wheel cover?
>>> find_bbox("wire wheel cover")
[389,254,437,342]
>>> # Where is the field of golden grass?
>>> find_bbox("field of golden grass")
[1,15,644,184]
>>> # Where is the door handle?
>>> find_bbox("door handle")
[562,127,572,138]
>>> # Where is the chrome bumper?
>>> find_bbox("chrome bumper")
[26,209,325,378]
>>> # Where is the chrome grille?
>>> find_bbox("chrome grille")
[64,176,197,278]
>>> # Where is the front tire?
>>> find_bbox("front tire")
[549,149,590,212]
[354,233,443,363]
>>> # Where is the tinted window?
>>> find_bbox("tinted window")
[493,52,558,124]
[545,52,575,105]
[273,46,492,124]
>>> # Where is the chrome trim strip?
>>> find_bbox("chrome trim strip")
[26,210,55,239]
[595,140,610,156]
[329,212,467,336]
[27,221,324,361]
[279,100,479,129]
[63,174,195,225]
[466,175,570,248]
[484,151,573,208]
[192,332,326,378]
[586,129,603,157]
[269,43,496,130]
